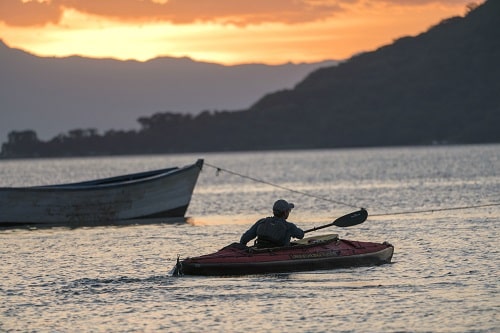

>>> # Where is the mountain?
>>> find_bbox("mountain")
[1,0,499,158]
[0,41,336,140]
[241,0,499,148]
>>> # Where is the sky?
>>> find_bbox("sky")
[0,0,483,65]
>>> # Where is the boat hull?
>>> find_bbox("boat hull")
[0,159,203,226]
[175,234,394,276]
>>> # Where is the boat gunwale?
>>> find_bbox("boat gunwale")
[183,239,394,263]
[0,159,203,192]
[249,235,340,253]
[179,245,394,276]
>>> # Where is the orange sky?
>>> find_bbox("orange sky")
[0,0,482,65]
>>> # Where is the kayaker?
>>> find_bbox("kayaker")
[240,199,304,248]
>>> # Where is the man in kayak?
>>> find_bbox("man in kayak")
[240,199,305,248]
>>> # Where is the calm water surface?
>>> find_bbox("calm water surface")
[1,145,499,332]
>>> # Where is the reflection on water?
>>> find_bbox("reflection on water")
[0,145,499,332]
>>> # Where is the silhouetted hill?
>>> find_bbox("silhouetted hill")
[0,40,336,140]
[246,0,499,147]
[1,0,499,158]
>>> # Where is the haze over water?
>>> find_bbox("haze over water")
[1,144,498,332]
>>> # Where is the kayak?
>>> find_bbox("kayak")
[172,234,394,276]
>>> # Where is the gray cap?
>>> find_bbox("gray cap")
[273,199,294,214]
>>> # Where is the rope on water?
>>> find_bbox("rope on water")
[204,162,361,209]
[204,162,500,217]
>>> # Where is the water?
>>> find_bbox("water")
[1,145,499,332]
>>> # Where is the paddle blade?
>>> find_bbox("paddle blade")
[333,209,368,227]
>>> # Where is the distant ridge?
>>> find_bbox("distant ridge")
[1,0,499,158]
[0,40,336,140]
[242,0,499,148]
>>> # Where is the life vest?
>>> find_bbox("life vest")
[256,218,287,245]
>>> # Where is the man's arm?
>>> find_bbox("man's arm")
[240,221,260,245]
[289,223,305,239]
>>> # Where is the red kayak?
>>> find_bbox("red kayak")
[172,234,394,276]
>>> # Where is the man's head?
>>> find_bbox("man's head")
[273,199,294,218]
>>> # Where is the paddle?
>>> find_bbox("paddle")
[303,209,368,234]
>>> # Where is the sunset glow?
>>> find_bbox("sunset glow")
[0,0,481,64]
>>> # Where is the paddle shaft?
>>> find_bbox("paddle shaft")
[303,209,367,234]
[304,222,337,234]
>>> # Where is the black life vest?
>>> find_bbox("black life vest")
[256,218,287,245]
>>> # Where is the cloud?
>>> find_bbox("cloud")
[382,0,472,4]
[0,0,64,26]
[0,0,475,27]
[0,0,348,27]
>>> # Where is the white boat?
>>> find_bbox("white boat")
[0,159,203,226]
